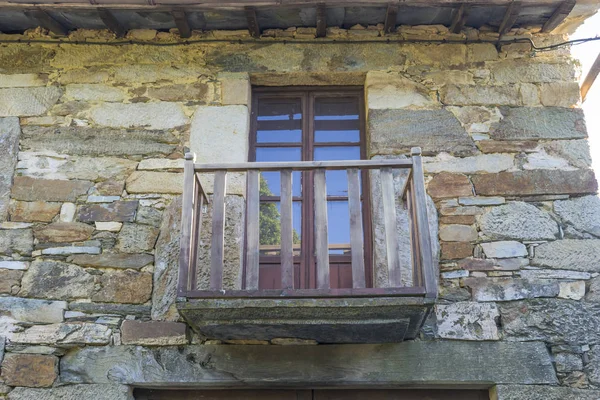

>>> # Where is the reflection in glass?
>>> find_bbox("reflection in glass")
[327,201,351,255]
[257,99,302,143]
[314,97,360,143]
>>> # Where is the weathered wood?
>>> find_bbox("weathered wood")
[410,147,436,298]
[316,3,327,37]
[178,153,196,295]
[61,341,558,387]
[190,173,203,291]
[280,169,294,289]
[245,6,261,38]
[172,10,192,38]
[182,286,428,298]
[449,3,470,33]
[497,1,521,35]
[542,0,576,32]
[210,170,227,290]
[314,169,330,289]
[97,9,126,38]
[194,159,413,172]
[383,4,398,34]
[581,52,600,102]
[24,9,68,36]
[380,167,401,287]
[347,168,366,289]
[136,390,314,400]
[245,170,260,290]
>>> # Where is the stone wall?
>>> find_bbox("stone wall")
[0,24,598,399]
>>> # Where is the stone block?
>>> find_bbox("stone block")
[96,180,125,196]
[458,197,505,206]
[479,202,559,241]
[125,172,183,194]
[0,229,33,256]
[137,158,184,170]
[0,117,20,221]
[41,246,101,255]
[458,257,525,271]
[543,139,592,169]
[95,221,122,232]
[34,222,94,243]
[91,270,153,304]
[0,73,46,87]
[68,253,153,270]
[116,223,159,253]
[60,202,76,222]
[65,84,125,102]
[467,43,498,62]
[1,354,57,388]
[464,277,559,301]
[0,269,23,294]
[520,269,590,280]
[69,302,150,318]
[9,323,111,346]
[190,105,249,164]
[481,241,527,258]
[9,201,61,222]
[523,149,573,170]
[427,173,473,199]
[21,126,177,156]
[493,385,600,400]
[365,71,437,109]
[423,153,513,174]
[19,260,95,300]
[440,84,520,106]
[489,107,587,140]
[0,261,28,270]
[477,140,538,154]
[532,239,600,272]
[554,195,600,237]
[7,385,133,400]
[489,60,576,83]
[0,296,66,324]
[446,106,502,134]
[79,201,138,222]
[439,224,477,242]
[0,87,61,117]
[86,195,120,203]
[540,82,581,107]
[11,176,92,202]
[136,206,162,227]
[499,299,600,345]
[587,276,600,303]
[121,320,187,345]
[90,102,188,130]
[220,73,251,105]
[368,109,476,157]
[472,170,597,196]
[147,83,211,102]
[559,281,586,300]
[440,242,473,259]
[435,302,500,340]
[440,215,476,225]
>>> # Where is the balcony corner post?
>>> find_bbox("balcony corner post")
[178,152,197,297]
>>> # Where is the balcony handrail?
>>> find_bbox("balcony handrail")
[178,147,436,300]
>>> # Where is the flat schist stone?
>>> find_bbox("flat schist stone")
[490,107,587,140]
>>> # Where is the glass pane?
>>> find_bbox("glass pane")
[256,148,302,197]
[327,201,351,255]
[259,201,302,256]
[257,98,302,143]
[314,97,360,143]
[314,146,361,161]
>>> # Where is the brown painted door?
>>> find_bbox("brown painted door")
[135,389,489,399]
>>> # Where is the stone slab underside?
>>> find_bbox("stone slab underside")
[60,342,556,387]
[177,297,432,343]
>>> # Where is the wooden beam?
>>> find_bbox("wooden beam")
[245,6,260,38]
[542,0,576,32]
[497,1,521,35]
[97,9,125,38]
[383,4,398,34]
[24,9,68,36]
[581,52,600,102]
[316,3,327,38]
[449,3,470,33]
[172,10,191,38]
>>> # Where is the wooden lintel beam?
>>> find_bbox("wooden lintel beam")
[384,4,398,34]
[449,4,470,34]
[316,3,326,38]
[581,52,600,102]
[245,6,260,38]
[172,10,191,38]
[498,1,522,36]
[97,9,125,38]
[24,9,68,36]
[542,0,576,32]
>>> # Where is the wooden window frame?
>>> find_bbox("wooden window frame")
[246,86,373,290]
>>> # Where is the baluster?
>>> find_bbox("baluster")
[410,147,436,297]
[347,168,365,289]
[210,170,227,290]
[314,169,330,289]
[178,153,196,295]
[245,170,260,290]
[280,169,294,289]
[380,167,401,287]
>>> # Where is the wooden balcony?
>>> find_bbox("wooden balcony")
[177,148,437,343]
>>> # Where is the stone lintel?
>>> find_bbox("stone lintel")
[60,341,556,387]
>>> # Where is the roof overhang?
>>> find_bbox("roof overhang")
[0,0,598,38]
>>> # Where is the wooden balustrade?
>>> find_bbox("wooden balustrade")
[178,148,436,299]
